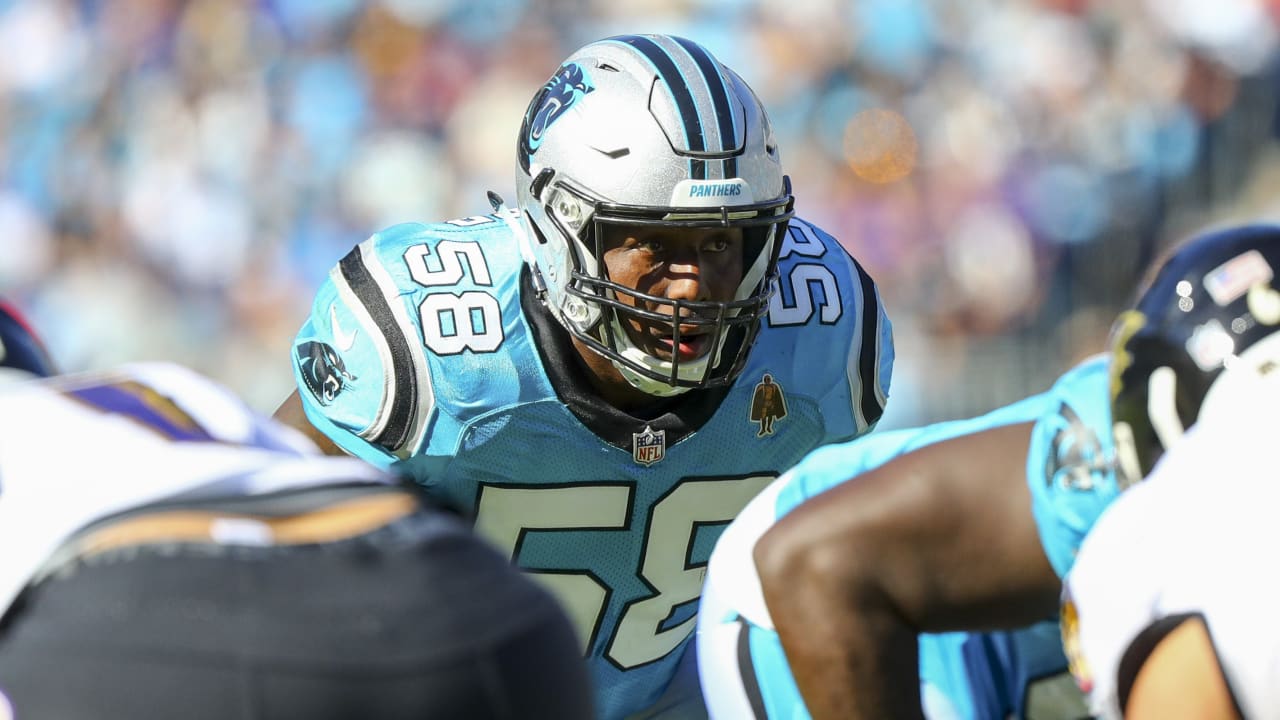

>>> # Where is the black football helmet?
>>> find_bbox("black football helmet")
[0,300,55,379]
[1109,224,1280,483]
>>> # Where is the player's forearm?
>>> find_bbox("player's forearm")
[758,536,925,720]
[273,389,347,456]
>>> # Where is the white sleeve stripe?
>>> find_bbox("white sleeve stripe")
[329,264,395,443]
[871,285,890,410]
[845,251,887,431]
[339,240,435,459]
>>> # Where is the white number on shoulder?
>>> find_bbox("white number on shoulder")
[405,240,492,287]
[768,221,843,327]
[403,240,504,355]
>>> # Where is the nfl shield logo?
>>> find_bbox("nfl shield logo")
[633,425,666,466]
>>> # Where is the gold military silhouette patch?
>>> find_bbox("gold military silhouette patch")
[749,373,787,437]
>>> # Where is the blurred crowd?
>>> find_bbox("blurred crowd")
[3,0,1280,426]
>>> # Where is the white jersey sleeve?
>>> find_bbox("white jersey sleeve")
[1065,411,1280,719]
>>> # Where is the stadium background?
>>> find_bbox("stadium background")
[1,0,1278,429]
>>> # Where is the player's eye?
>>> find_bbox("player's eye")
[636,237,666,256]
[703,236,731,253]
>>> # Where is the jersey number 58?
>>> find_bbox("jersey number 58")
[475,474,773,669]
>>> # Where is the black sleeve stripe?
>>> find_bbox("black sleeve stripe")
[1116,611,1246,719]
[734,617,768,720]
[338,249,417,453]
[849,254,886,427]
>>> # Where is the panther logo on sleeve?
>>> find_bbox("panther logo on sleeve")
[1045,403,1112,491]
[296,341,358,405]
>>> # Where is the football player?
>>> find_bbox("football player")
[697,224,1280,719]
[1065,225,1280,718]
[275,34,894,719]
[697,360,1104,719]
[0,310,592,719]
[0,300,56,379]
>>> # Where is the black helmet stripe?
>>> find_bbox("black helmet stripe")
[613,35,708,179]
[671,36,739,179]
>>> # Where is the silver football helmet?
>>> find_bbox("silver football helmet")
[514,34,794,396]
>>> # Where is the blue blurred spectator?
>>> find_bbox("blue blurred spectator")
[1,0,1277,428]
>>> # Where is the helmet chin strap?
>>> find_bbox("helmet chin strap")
[605,313,731,397]
[615,362,692,397]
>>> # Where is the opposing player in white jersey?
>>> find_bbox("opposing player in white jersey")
[697,225,1280,719]
[0,299,56,380]
[1065,225,1280,718]
[275,33,894,719]
[0,309,592,719]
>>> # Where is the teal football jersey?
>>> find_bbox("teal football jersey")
[699,355,1118,719]
[775,353,1120,577]
[291,210,894,720]
[1023,354,1121,579]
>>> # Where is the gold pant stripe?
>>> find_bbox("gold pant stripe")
[72,491,419,556]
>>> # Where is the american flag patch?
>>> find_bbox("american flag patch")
[1205,249,1273,306]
